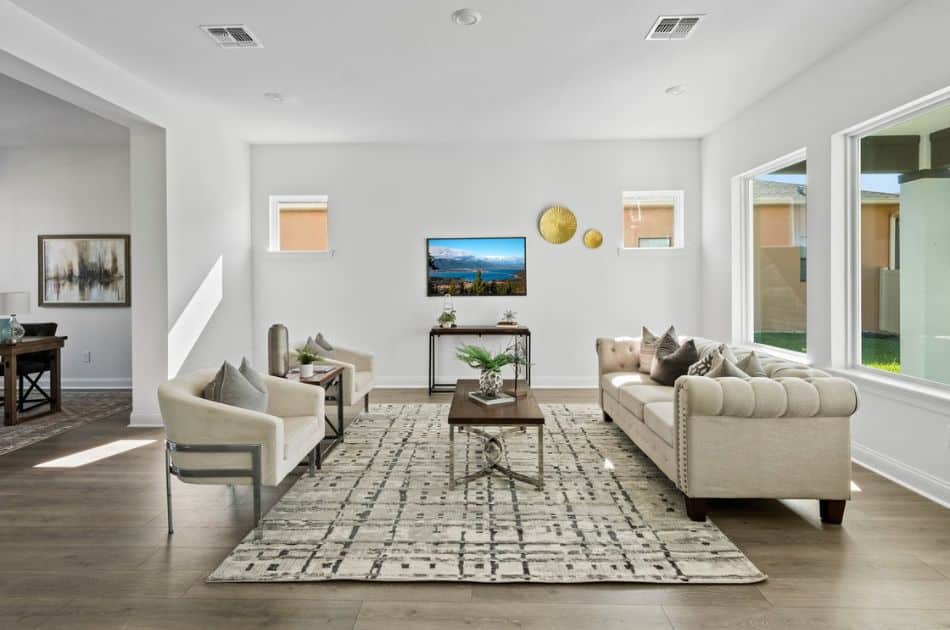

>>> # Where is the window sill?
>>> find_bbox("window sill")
[827,366,950,415]
[743,342,811,365]
[616,246,686,257]
[265,249,335,258]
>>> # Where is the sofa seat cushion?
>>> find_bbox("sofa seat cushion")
[618,384,674,420]
[601,372,658,399]
[643,402,675,447]
[281,415,322,461]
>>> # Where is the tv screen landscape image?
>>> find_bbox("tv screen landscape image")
[427,237,526,296]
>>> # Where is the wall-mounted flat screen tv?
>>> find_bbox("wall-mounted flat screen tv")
[427,237,526,296]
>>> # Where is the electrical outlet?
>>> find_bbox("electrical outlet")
[81,351,92,364]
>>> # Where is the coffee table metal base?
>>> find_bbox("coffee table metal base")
[449,425,543,491]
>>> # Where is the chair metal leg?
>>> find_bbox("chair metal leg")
[165,444,174,534]
[251,445,262,530]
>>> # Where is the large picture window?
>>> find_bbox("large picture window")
[746,157,808,354]
[852,99,950,385]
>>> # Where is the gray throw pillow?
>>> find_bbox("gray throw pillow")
[737,351,767,378]
[639,325,676,374]
[239,357,269,394]
[203,361,269,413]
[314,332,334,351]
[651,338,699,386]
[706,356,750,379]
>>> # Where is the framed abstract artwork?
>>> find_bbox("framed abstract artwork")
[37,234,131,307]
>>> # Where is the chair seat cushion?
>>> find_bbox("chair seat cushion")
[281,415,322,461]
[617,384,675,420]
[601,372,658,399]
[644,402,675,447]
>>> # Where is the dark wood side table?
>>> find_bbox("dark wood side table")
[1,336,67,426]
[285,365,345,461]
[429,325,531,394]
[447,379,545,490]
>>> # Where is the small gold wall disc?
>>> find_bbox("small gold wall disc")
[583,229,604,249]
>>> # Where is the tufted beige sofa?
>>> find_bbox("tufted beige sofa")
[596,335,858,524]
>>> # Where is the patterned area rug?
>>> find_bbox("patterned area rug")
[209,403,765,584]
[0,391,132,456]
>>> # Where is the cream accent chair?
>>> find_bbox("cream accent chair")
[596,335,858,524]
[158,369,326,533]
[293,344,375,412]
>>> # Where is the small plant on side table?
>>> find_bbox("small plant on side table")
[295,347,319,378]
[438,309,457,328]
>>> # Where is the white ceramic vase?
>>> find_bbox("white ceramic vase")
[300,363,315,379]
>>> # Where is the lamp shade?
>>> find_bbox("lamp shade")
[0,291,32,315]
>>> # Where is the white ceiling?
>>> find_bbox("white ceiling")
[12,0,908,143]
[0,73,128,146]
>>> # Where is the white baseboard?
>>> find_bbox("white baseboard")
[852,442,950,509]
[32,376,132,390]
[128,409,163,428]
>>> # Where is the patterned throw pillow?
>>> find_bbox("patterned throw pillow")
[688,343,737,376]
[639,325,676,374]
[651,339,699,386]
[706,355,750,379]
[737,351,767,378]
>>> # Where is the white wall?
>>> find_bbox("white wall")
[0,1,254,424]
[251,141,701,387]
[701,0,950,505]
[0,144,131,388]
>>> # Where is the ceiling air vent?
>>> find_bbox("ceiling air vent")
[646,15,702,41]
[200,25,262,48]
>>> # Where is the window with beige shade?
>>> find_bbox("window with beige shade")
[268,195,329,253]
[622,191,683,249]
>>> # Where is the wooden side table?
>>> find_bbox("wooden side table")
[1,336,67,426]
[285,365,345,461]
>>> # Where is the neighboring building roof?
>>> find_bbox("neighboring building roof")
[753,180,899,204]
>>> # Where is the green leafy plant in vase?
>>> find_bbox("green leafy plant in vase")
[456,344,515,397]
[438,308,457,328]
[295,346,320,378]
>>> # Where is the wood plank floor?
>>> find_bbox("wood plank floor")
[1,388,949,629]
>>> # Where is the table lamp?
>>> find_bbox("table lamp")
[0,291,31,344]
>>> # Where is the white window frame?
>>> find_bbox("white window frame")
[618,190,685,255]
[842,88,950,395]
[268,194,333,256]
[732,148,809,363]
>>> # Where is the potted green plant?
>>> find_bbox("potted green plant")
[455,344,515,397]
[498,309,518,326]
[437,308,457,328]
[295,346,319,378]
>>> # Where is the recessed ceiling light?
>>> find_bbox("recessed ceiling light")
[451,8,482,26]
[665,85,685,96]
[263,91,285,103]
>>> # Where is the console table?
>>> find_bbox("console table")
[1,336,67,425]
[428,325,531,394]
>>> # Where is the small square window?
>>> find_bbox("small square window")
[623,191,684,249]
[269,195,329,253]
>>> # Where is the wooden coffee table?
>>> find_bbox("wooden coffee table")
[447,379,545,490]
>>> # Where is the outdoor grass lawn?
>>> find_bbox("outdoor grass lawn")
[754,331,900,373]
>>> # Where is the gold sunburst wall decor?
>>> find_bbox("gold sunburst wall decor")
[538,205,577,244]
[583,229,604,249]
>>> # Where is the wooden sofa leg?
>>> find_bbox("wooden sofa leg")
[685,497,707,522]
[603,411,613,423]
[820,499,846,524]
